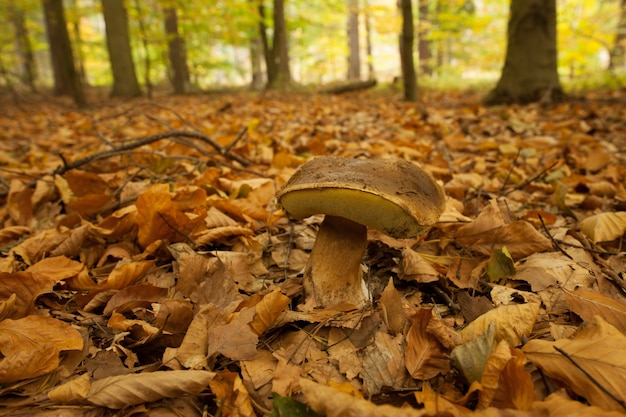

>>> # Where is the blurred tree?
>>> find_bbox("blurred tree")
[484,0,563,104]
[8,3,36,88]
[102,0,141,97]
[249,0,264,88]
[610,0,626,71]
[418,0,431,76]
[42,0,86,106]
[399,0,417,101]
[161,1,190,94]
[363,0,374,79]
[266,0,292,88]
[347,0,361,80]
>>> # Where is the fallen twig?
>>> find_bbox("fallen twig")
[53,129,250,176]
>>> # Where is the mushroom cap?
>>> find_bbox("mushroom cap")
[276,157,445,239]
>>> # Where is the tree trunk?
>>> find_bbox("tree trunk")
[67,0,88,85]
[42,0,86,106]
[347,0,361,80]
[257,0,274,84]
[418,0,432,76]
[399,0,417,102]
[162,4,189,94]
[363,0,374,79]
[267,0,292,89]
[101,0,141,97]
[9,4,36,88]
[250,34,264,89]
[484,0,563,105]
[609,0,626,71]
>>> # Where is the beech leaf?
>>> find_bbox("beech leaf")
[87,370,215,409]
[579,212,626,243]
[523,316,626,412]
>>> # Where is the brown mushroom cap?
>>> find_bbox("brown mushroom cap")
[276,157,445,239]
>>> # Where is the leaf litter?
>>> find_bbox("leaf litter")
[0,90,625,416]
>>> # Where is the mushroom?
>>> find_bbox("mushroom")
[276,156,445,309]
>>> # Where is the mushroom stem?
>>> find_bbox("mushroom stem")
[304,215,369,308]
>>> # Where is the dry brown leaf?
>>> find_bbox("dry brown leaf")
[565,288,626,335]
[515,252,597,292]
[26,255,86,281]
[414,383,471,416]
[7,179,33,226]
[531,391,626,417]
[207,307,259,361]
[136,184,206,248]
[379,278,408,335]
[405,308,450,380]
[579,212,626,243]
[327,327,361,380]
[523,316,626,412]
[249,289,291,335]
[48,373,91,404]
[0,225,30,246]
[102,284,168,316]
[361,331,414,395]
[0,316,83,383]
[400,248,440,283]
[65,259,154,291]
[302,377,478,417]
[490,347,535,410]
[87,370,215,409]
[460,303,540,347]
[477,341,535,410]
[193,225,254,246]
[209,371,256,417]
[0,271,58,318]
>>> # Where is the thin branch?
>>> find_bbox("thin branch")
[554,346,626,411]
[224,126,249,154]
[501,160,559,196]
[538,214,573,260]
[53,130,250,176]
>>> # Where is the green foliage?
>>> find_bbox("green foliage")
[1,0,626,91]
[267,393,324,417]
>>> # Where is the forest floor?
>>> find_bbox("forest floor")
[0,88,625,417]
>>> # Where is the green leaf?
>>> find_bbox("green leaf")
[450,322,497,384]
[485,246,515,283]
[267,393,324,417]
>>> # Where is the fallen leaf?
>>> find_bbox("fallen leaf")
[87,370,215,409]
[460,303,540,347]
[579,212,626,243]
[0,316,83,383]
[523,316,626,412]
[405,308,450,380]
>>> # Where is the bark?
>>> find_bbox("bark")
[68,0,88,85]
[132,0,152,97]
[609,0,626,71]
[267,0,292,89]
[484,0,563,105]
[257,0,274,84]
[9,4,36,87]
[399,0,417,102]
[42,0,86,106]
[250,35,264,89]
[363,0,374,79]
[418,0,432,76]
[347,0,361,80]
[101,0,141,97]
[163,5,189,94]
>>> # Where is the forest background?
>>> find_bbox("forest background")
[2,0,626,98]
